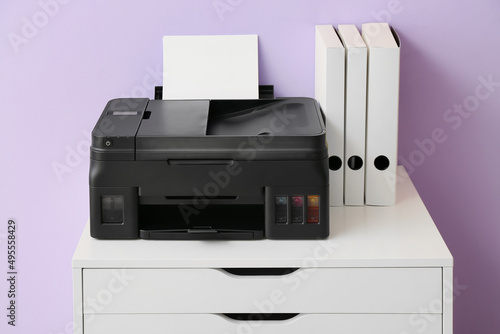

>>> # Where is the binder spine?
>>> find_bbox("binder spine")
[315,25,346,207]
[362,23,400,206]
[338,25,367,206]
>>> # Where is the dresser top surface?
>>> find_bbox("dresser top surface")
[73,167,452,268]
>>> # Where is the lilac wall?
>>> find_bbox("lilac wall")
[1,0,499,332]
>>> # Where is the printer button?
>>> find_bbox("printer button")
[275,196,288,224]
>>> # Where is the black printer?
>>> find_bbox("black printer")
[89,95,329,240]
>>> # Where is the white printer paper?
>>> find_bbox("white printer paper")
[162,34,259,100]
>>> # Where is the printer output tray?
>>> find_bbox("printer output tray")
[138,203,265,240]
[139,228,263,240]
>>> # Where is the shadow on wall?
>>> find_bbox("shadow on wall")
[397,29,462,178]
[397,28,500,334]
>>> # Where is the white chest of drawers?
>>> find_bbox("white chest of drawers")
[73,167,453,334]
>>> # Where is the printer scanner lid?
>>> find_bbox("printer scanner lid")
[91,98,327,161]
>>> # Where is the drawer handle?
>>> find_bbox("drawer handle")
[221,268,299,276]
[222,313,299,321]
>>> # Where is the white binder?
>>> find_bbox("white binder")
[362,23,400,205]
[315,25,345,206]
[338,25,367,206]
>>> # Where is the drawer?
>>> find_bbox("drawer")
[83,267,442,314]
[84,313,443,334]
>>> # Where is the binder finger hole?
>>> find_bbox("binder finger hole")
[374,155,390,171]
[347,156,363,170]
[329,156,342,171]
